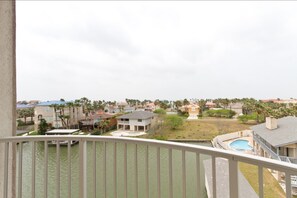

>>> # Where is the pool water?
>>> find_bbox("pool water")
[230,139,252,151]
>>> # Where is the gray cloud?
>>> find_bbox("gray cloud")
[16,1,297,101]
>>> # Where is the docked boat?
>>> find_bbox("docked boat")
[45,129,80,146]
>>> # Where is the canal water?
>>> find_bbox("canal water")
[20,141,211,198]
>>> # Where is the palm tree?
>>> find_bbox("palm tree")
[49,104,59,128]
[198,99,207,115]
[66,102,74,128]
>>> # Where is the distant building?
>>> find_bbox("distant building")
[34,100,83,130]
[186,104,200,120]
[79,112,116,131]
[227,102,243,116]
[205,101,216,109]
[117,111,155,132]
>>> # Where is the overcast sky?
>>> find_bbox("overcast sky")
[16,1,297,102]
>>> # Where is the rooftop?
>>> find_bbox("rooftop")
[45,129,80,134]
[251,116,297,147]
[117,111,155,120]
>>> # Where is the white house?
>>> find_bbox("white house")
[117,111,155,132]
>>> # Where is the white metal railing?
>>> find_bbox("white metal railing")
[0,135,297,198]
[117,121,130,124]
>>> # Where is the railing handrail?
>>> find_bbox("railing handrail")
[1,135,297,174]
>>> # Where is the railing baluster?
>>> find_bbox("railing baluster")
[56,141,60,198]
[114,142,117,198]
[44,141,48,198]
[145,145,149,198]
[258,166,263,198]
[103,142,106,198]
[212,156,216,198]
[32,141,36,198]
[134,144,138,198]
[93,141,96,198]
[157,147,161,198]
[124,143,127,198]
[182,150,186,198]
[196,153,201,198]
[169,148,173,198]
[79,140,87,198]
[3,142,9,198]
[229,157,238,198]
[18,142,23,198]
[286,172,292,198]
[68,141,71,198]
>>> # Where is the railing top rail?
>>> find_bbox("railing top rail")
[1,135,297,173]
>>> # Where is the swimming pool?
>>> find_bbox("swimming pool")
[230,139,252,151]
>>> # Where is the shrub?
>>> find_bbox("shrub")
[204,109,236,118]
[165,115,183,130]
[154,108,166,115]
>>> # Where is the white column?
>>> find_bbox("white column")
[0,1,16,197]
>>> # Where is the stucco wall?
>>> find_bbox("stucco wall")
[0,1,16,196]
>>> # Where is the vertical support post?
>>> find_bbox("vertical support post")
[124,143,127,198]
[196,153,201,198]
[0,1,16,197]
[168,149,173,198]
[229,157,238,198]
[18,143,23,198]
[79,140,87,198]
[157,147,161,198]
[211,156,217,198]
[182,150,186,198]
[93,141,96,198]
[258,166,263,198]
[56,141,60,198]
[114,142,117,198]
[3,142,9,198]
[44,141,48,198]
[103,142,106,198]
[68,141,71,198]
[134,144,138,198]
[145,145,149,198]
[32,142,36,198]
[286,172,292,198]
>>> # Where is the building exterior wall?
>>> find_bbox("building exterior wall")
[117,117,154,132]
[34,105,84,130]
[0,1,16,196]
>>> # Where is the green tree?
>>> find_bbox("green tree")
[154,108,166,115]
[38,119,48,135]
[165,115,183,130]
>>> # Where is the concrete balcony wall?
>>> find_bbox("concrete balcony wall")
[0,1,16,197]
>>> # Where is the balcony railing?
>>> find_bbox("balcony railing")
[254,135,297,164]
[117,121,130,124]
[0,135,297,198]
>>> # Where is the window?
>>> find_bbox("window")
[138,119,142,122]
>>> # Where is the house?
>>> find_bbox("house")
[117,111,155,132]
[252,116,297,193]
[34,100,84,129]
[185,104,200,120]
[252,116,297,161]
[104,105,121,114]
[79,112,116,131]
[227,102,243,116]
[205,101,216,109]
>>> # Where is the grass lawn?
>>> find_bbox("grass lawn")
[146,117,253,140]
[239,162,289,198]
